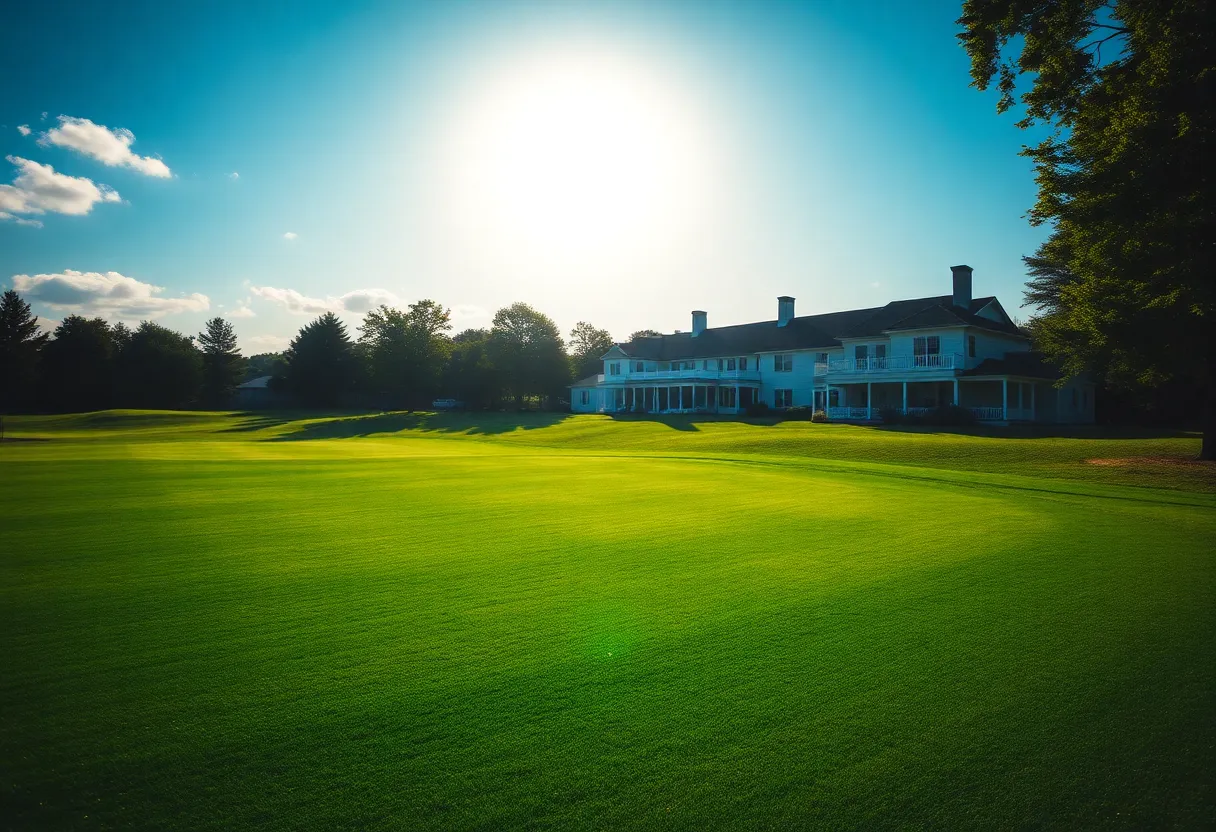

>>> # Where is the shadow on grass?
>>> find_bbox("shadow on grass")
[264,410,573,441]
[863,423,1198,441]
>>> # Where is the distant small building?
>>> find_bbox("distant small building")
[232,376,284,410]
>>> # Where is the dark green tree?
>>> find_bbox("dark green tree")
[114,322,203,409]
[629,329,661,340]
[358,300,452,408]
[198,317,246,407]
[283,312,357,407]
[488,303,570,407]
[245,352,286,381]
[959,0,1215,457]
[568,321,614,381]
[0,290,49,413]
[443,328,500,409]
[39,316,119,412]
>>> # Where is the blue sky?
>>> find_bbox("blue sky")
[0,0,1047,352]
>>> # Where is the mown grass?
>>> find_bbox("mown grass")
[1,411,1213,829]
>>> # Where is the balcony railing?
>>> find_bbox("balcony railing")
[825,353,965,374]
[611,368,761,382]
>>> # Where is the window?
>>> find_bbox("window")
[609,362,621,375]
[774,389,793,408]
[1071,388,1078,408]
[854,345,868,361]
[875,345,886,359]
[634,361,644,372]
[580,390,589,405]
[967,335,976,358]
[726,358,736,371]
[1082,389,1089,409]
[913,336,941,366]
[774,354,793,372]
[816,352,828,362]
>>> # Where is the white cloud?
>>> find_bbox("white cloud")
[36,315,60,331]
[40,115,171,178]
[0,212,43,228]
[229,301,256,318]
[246,334,290,352]
[283,231,297,240]
[229,171,240,180]
[17,125,30,136]
[0,156,121,223]
[40,112,47,121]
[11,270,209,319]
[249,285,398,315]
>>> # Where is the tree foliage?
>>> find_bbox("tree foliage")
[568,321,614,381]
[0,290,49,412]
[358,300,452,407]
[958,0,1215,456]
[39,316,120,412]
[629,329,661,341]
[198,317,246,406]
[115,322,204,409]
[489,303,570,405]
[283,312,357,407]
[444,328,499,409]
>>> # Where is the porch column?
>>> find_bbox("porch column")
[952,378,959,405]
[1002,379,1008,420]
[735,385,740,412]
[866,381,872,420]
[901,381,907,413]
[1030,383,1036,421]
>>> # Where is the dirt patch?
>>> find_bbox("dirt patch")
[1087,456,1215,469]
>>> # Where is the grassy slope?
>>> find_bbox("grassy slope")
[1,411,1213,830]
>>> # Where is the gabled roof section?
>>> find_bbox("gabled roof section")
[962,352,1060,379]
[611,293,1024,361]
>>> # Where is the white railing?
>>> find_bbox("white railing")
[825,353,966,374]
[827,406,873,419]
[814,362,828,376]
[971,407,1004,421]
[613,368,761,382]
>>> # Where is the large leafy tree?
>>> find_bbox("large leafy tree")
[444,328,500,409]
[0,290,49,413]
[358,300,452,408]
[114,322,204,409]
[283,312,357,407]
[488,303,570,406]
[198,317,246,407]
[39,316,119,412]
[958,0,1215,457]
[629,329,661,340]
[568,321,614,381]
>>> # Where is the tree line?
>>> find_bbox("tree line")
[0,289,631,413]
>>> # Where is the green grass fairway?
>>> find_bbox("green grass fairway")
[2,412,1213,829]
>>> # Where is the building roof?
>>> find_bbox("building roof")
[237,375,273,389]
[569,374,602,388]
[961,352,1061,380]
[609,295,1024,361]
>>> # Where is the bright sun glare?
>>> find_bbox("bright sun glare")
[436,43,723,268]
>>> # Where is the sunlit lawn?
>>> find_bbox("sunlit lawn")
[1,411,1213,829]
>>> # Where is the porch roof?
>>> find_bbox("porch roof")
[961,352,1061,380]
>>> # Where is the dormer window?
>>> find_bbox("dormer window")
[609,362,621,375]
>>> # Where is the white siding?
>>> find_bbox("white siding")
[757,350,819,407]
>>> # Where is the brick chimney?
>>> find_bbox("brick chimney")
[691,310,707,337]
[951,265,973,309]
[777,296,795,327]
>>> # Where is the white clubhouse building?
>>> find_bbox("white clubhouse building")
[570,266,1095,424]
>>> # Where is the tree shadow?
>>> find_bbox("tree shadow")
[264,410,573,441]
[863,423,1197,440]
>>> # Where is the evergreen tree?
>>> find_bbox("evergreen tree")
[198,317,246,406]
[0,290,49,413]
[959,0,1215,456]
[283,312,357,407]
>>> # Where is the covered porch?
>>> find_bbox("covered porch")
[599,382,761,415]
[819,378,1047,422]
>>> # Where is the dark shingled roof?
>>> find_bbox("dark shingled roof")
[569,374,602,388]
[962,352,1061,380]
[610,295,1024,360]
